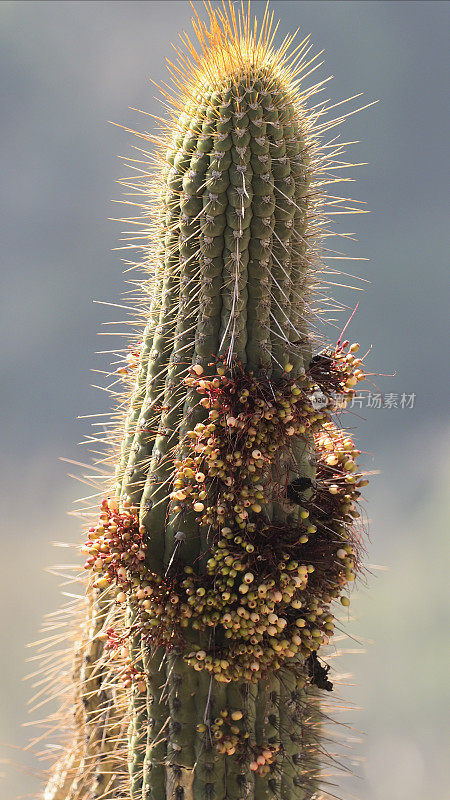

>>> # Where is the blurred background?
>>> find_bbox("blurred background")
[0,1,448,798]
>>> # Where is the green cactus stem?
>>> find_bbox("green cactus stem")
[40,4,371,800]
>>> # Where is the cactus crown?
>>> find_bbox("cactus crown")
[123,0,345,378]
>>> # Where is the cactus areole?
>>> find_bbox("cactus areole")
[42,4,371,800]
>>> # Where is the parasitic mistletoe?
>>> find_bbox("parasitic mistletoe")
[36,3,374,800]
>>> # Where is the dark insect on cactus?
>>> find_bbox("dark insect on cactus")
[34,4,373,800]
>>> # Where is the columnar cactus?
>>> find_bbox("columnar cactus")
[40,4,370,800]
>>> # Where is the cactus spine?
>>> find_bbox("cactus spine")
[40,4,370,800]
